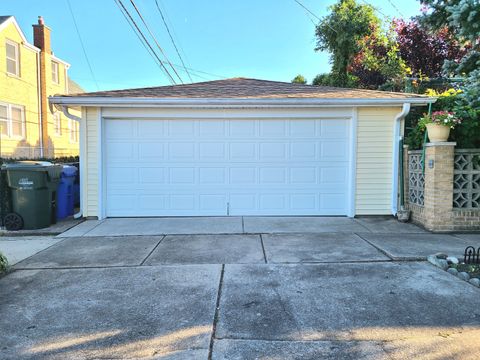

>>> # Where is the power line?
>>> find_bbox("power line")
[360,0,389,19]
[154,0,193,83]
[386,0,405,18]
[128,0,183,84]
[114,0,177,84]
[293,0,337,33]
[114,0,169,81]
[66,0,99,90]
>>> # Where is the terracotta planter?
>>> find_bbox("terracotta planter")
[426,123,451,142]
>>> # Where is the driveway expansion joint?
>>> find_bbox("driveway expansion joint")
[139,235,166,265]
[208,264,225,360]
[355,233,396,261]
[259,234,268,263]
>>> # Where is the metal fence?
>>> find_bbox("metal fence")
[408,151,425,206]
[453,150,480,209]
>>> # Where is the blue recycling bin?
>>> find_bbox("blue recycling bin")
[56,165,78,220]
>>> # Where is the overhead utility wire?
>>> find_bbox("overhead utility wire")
[114,0,177,84]
[114,0,167,76]
[154,0,193,83]
[360,0,388,18]
[293,0,337,33]
[66,0,99,90]
[386,0,405,18]
[128,0,183,84]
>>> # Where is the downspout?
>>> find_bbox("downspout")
[50,102,83,218]
[391,103,411,216]
[36,51,44,157]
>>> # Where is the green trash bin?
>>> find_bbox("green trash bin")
[2,161,63,230]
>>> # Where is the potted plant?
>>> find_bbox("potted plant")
[418,111,461,142]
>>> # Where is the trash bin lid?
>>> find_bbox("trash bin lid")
[1,161,54,170]
[62,165,78,177]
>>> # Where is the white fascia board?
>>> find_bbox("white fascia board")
[0,17,40,53]
[49,96,437,108]
[51,55,70,68]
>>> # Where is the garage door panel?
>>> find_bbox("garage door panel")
[138,120,165,138]
[105,118,351,216]
[199,142,226,159]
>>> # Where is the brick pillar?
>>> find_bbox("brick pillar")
[423,142,456,231]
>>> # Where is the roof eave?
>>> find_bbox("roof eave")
[49,96,436,108]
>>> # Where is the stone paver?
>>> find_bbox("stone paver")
[216,262,480,341]
[14,236,163,268]
[355,216,426,233]
[83,217,244,237]
[262,233,389,263]
[0,236,63,265]
[212,339,388,360]
[144,235,264,265]
[359,233,472,260]
[0,265,220,359]
[243,217,368,234]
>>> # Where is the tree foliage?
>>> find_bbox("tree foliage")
[291,75,307,84]
[394,19,467,78]
[315,0,380,87]
[349,26,408,90]
[416,0,480,148]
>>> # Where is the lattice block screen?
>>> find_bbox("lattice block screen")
[453,151,480,209]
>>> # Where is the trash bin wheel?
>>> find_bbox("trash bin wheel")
[4,213,23,231]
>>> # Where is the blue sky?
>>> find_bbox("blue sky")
[3,0,424,92]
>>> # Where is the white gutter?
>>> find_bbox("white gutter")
[52,104,82,219]
[49,96,436,108]
[391,103,411,216]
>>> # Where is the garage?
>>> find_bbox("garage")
[104,117,351,216]
[49,78,432,219]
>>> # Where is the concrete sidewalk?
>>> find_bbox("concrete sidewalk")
[58,216,427,237]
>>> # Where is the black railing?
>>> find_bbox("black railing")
[464,246,480,265]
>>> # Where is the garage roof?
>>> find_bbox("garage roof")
[50,78,435,107]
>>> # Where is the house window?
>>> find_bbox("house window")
[0,105,7,136]
[51,60,59,84]
[0,102,25,138]
[6,40,20,76]
[53,112,62,136]
[69,119,78,142]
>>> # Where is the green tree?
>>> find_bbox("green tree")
[315,0,380,87]
[291,75,307,84]
[418,0,480,148]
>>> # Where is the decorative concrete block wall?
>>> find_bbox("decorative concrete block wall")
[405,143,480,232]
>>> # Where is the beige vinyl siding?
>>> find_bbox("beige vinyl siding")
[355,107,401,215]
[84,107,99,217]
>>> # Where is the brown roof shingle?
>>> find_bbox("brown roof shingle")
[58,78,429,100]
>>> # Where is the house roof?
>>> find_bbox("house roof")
[50,78,435,107]
[58,78,430,100]
[0,15,12,25]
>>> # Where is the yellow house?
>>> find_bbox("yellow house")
[0,15,80,158]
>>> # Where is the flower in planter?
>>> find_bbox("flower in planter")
[418,111,462,129]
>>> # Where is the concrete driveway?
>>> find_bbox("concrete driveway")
[1,217,480,359]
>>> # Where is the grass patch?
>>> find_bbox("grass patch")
[455,263,480,278]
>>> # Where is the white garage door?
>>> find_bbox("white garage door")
[104,118,352,216]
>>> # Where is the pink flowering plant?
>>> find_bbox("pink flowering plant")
[418,111,462,129]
